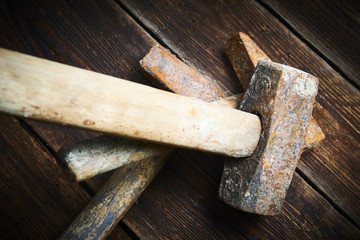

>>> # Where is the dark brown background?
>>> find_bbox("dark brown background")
[0,0,359,239]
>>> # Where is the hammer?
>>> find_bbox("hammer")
[58,45,243,239]
[2,36,317,214]
[57,35,324,182]
[58,35,324,239]
[0,48,261,158]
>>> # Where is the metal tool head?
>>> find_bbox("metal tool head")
[225,32,271,91]
[141,44,226,102]
[219,60,319,215]
[225,32,325,151]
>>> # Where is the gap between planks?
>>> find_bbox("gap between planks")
[114,0,360,231]
[296,167,360,229]
[115,0,231,95]
[2,0,358,236]
[256,0,360,91]
[17,118,138,239]
[115,0,183,63]
[254,0,360,228]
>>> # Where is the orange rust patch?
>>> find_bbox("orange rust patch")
[304,117,325,151]
[219,61,319,215]
[226,32,324,150]
[141,45,226,102]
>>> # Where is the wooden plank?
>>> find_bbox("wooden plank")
[0,0,137,238]
[0,115,130,240]
[0,0,164,238]
[122,149,360,239]
[0,0,359,239]
[260,0,360,87]
[119,0,360,225]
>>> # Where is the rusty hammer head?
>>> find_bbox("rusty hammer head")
[219,60,319,215]
[225,32,324,150]
[143,41,322,215]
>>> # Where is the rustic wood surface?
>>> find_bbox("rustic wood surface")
[260,0,360,87]
[0,116,131,240]
[0,0,359,239]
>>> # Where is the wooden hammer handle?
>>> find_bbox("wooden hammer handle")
[0,48,260,157]
[57,94,242,181]
[59,153,170,240]
[59,45,239,240]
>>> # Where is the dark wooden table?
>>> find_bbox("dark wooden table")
[1,0,359,239]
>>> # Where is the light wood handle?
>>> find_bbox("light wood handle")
[57,135,173,182]
[57,94,243,181]
[58,47,243,239]
[0,48,260,157]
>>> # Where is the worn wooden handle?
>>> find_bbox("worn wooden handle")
[57,135,173,181]
[58,45,241,240]
[58,154,169,240]
[57,94,243,181]
[0,48,260,157]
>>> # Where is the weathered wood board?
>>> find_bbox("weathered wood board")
[261,0,360,87]
[0,0,359,239]
[121,0,360,226]
[0,116,130,239]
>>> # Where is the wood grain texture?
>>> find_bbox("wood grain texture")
[56,94,243,182]
[57,136,172,181]
[120,0,360,225]
[0,0,154,238]
[0,115,130,240]
[59,155,168,240]
[58,51,245,238]
[122,149,360,239]
[260,0,360,87]
[0,0,359,239]
[0,48,260,158]
[0,0,156,150]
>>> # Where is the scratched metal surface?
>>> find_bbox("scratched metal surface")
[220,61,318,215]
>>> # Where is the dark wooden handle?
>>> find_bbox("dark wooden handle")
[58,154,169,240]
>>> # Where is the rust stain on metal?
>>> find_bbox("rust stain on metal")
[225,32,271,91]
[219,61,319,215]
[303,118,326,151]
[140,44,225,102]
[225,32,325,150]
[58,45,242,182]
